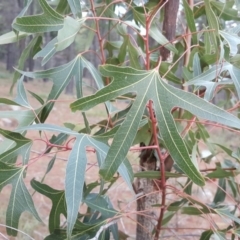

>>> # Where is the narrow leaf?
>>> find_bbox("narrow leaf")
[183,0,197,44]
[13,36,42,87]
[213,178,226,204]
[14,76,30,108]
[67,0,82,18]
[0,31,29,45]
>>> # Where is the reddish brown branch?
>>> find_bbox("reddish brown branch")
[160,0,180,61]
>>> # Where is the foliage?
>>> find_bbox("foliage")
[1,0,240,239]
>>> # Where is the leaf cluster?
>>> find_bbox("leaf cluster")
[1,0,240,239]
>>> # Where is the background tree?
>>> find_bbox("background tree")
[1,0,240,239]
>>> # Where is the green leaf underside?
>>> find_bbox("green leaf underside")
[0,162,41,236]
[71,65,240,186]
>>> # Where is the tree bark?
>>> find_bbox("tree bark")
[136,145,159,239]
[136,175,158,239]
[160,0,180,61]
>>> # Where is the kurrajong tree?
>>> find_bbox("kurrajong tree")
[1,0,240,239]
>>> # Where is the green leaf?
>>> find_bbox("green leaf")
[67,0,82,18]
[215,207,240,225]
[16,123,79,135]
[213,178,226,204]
[34,37,57,65]
[134,171,183,179]
[12,36,42,88]
[84,193,118,218]
[15,124,130,191]
[180,206,213,215]
[0,128,32,164]
[162,211,175,226]
[13,0,64,33]
[28,90,45,105]
[71,65,240,186]
[193,53,202,77]
[149,22,178,54]
[220,30,240,55]
[132,7,177,54]
[55,16,84,51]
[0,31,29,45]
[127,38,141,69]
[65,135,88,237]
[18,55,115,122]
[200,230,213,240]
[159,62,181,84]
[132,119,151,145]
[186,62,240,99]
[56,0,71,14]
[118,35,128,63]
[183,0,197,44]
[14,76,30,108]
[204,0,219,50]
[31,179,66,233]
[65,135,117,237]
[212,231,226,240]
[206,167,234,179]
[45,133,69,154]
[0,162,41,236]
[211,1,240,21]
[0,106,41,160]
[0,108,40,131]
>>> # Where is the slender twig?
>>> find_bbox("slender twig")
[89,0,105,65]
[0,224,35,240]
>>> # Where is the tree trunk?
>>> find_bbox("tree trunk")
[136,172,158,239]
[160,0,180,61]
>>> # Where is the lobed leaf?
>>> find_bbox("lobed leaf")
[13,0,64,33]
[0,128,32,164]
[0,162,41,236]
[31,179,66,233]
[71,65,240,186]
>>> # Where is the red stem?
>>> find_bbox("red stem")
[142,4,167,238]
